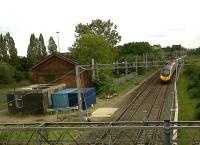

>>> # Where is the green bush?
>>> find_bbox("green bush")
[92,71,115,96]
[138,67,145,75]
[195,103,200,119]
[14,70,24,82]
[188,87,199,98]
[185,64,200,99]
[0,62,15,84]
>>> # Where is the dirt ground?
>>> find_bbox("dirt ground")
[0,73,155,123]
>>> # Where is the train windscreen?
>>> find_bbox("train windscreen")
[162,68,170,77]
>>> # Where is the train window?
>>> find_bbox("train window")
[162,68,170,76]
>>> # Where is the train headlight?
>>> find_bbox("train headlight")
[160,76,163,79]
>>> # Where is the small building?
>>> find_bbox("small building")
[7,84,66,114]
[31,53,92,88]
[52,88,96,110]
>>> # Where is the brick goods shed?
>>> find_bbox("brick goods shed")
[31,53,92,88]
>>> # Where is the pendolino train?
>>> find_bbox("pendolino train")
[160,61,176,82]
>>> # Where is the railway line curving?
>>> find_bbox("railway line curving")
[76,71,175,144]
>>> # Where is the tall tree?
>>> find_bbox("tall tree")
[38,34,47,58]
[75,19,121,47]
[0,34,4,60]
[5,32,17,59]
[27,34,38,64]
[48,36,57,54]
[1,36,9,62]
[35,38,42,59]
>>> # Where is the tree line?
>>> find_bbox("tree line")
[0,18,196,86]
[0,33,58,85]
[27,34,57,64]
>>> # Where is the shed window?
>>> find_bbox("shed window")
[15,95,23,108]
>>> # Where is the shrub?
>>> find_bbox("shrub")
[0,62,15,84]
[14,70,24,82]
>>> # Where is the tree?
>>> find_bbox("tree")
[0,34,4,60]
[27,33,47,64]
[75,19,121,47]
[5,32,17,58]
[38,34,47,58]
[27,34,38,64]
[4,33,18,67]
[0,34,9,62]
[70,34,115,90]
[118,42,153,61]
[70,34,114,64]
[0,61,15,84]
[48,36,57,54]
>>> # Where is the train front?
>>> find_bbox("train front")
[160,67,171,82]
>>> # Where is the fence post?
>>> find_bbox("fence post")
[143,111,148,144]
[164,120,171,145]
[135,55,138,76]
[96,63,99,80]
[116,59,119,75]
[175,62,178,82]
[145,53,147,73]
[153,55,155,70]
[92,58,95,80]
[125,61,128,80]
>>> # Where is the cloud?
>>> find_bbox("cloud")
[147,33,168,38]
[0,26,10,34]
[168,28,185,32]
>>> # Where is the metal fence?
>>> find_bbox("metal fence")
[113,72,136,84]
[1,121,200,144]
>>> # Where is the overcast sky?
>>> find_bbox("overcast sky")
[0,0,200,56]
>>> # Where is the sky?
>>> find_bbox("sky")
[0,0,200,56]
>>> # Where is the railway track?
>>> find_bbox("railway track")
[75,71,174,144]
[110,78,170,144]
[134,83,170,144]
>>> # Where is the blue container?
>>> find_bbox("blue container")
[82,88,96,109]
[52,88,96,109]
[52,88,77,108]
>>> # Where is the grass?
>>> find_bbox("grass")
[0,80,31,91]
[115,69,155,96]
[96,70,153,100]
[0,129,80,144]
[178,56,200,144]
[178,55,200,120]
[0,102,7,110]
[0,80,31,97]
[178,74,199,120]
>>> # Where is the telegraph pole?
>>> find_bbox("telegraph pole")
[56,32,60,52]
[76,65,83,121]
